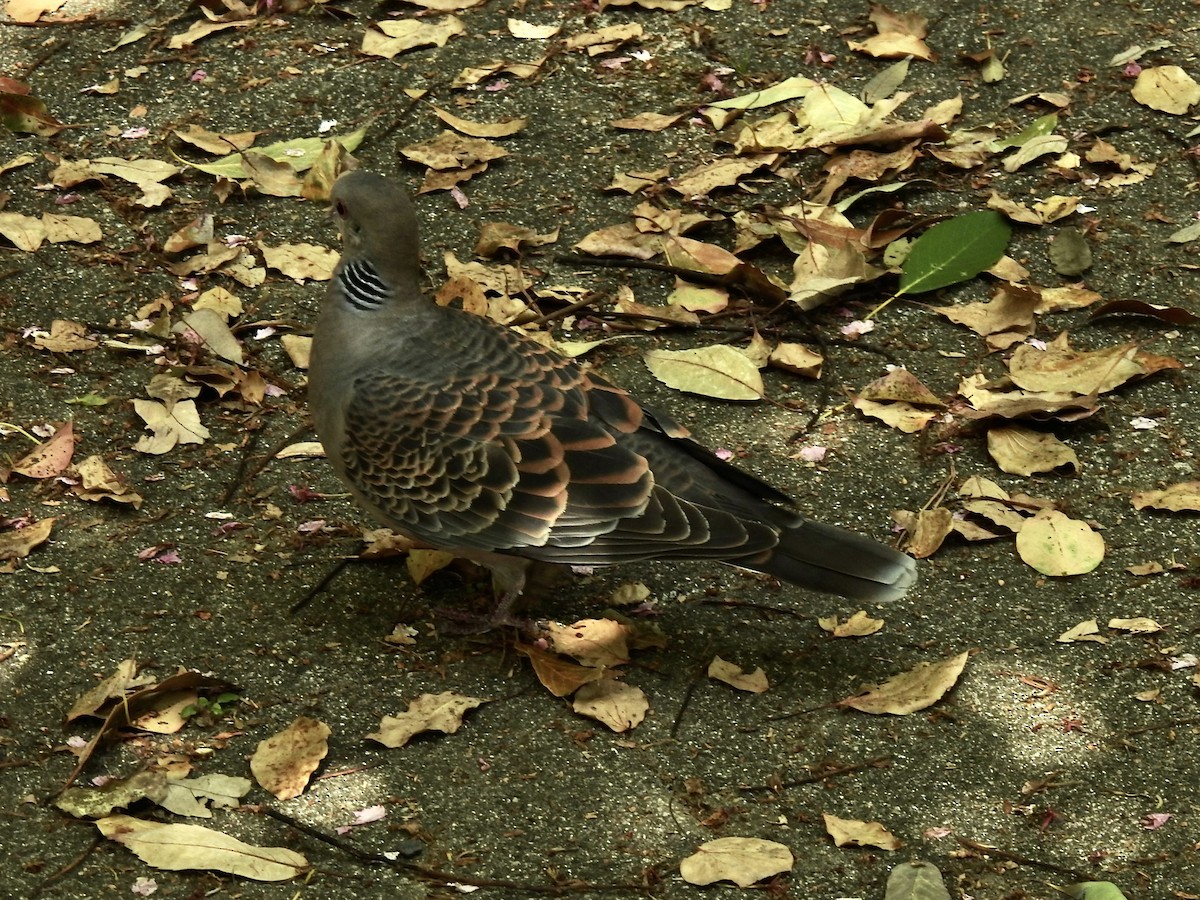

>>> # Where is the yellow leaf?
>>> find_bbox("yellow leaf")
[840,651,969,715]
[96,815,308,881]
[1015,510,1104,576]
[643,345,764,400]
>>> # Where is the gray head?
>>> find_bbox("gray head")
[329,171,423,289]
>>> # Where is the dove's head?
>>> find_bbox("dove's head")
[330,170,422,291]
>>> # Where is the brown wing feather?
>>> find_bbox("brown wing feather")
[337,314,656,553]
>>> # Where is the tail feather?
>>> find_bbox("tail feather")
[744,520,917,603]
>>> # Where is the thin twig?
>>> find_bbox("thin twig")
[29,834,103,898]
[669,656,710,739]
[697,597,808,619]
[555,253,788,305]
[22,39,69,74]
[259,807,644,893]
[738,755,891,792]
[0,17,130,27]
[512,291,606,327]
[954,836,1092,881]
[218,421,313,506]
[291,557,351,612]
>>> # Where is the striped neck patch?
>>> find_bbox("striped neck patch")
[338,258,389,311]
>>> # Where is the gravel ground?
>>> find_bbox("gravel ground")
[2,1,1199,898]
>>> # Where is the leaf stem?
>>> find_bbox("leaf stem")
[0,423,41,445]
[863,291,901,322]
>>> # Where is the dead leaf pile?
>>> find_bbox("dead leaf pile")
[50,661,348,882]
[894,476,1105,575]
[517,616,660,732]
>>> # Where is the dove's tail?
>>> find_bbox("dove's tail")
[746,519,917,603]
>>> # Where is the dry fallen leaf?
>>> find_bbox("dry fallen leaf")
[574,222,665,259]
[707,656,769,693]
[1131,65,1200,114]
[768,341,823,378]
[250,716,331,801]
[823,812,903,850]
[1007,332,1181,395]
[10,421,74,479]
[1015,510,1104,576]
[840,651,969,715]
[130,687,203,734]
[167,19,252,50]
[564,22,643,54]
[42,213,102,244]
[894,506,954,557]
[178,309,243,365]
[848,3,935,60]
[1132,481,1200,512]
[173,124,260,154]
[451,57,547,90]
[987,191,1081,225]
[404,548,455,586]
[70,456,144,508]
[0,211,46,250]
[263,321,306,362]
[517,642,607,697]
[366,692,488,748]
[986,425,1079,476]
[818,610,885,638]
[6,0,67,24]
[159,774,253,819]
[61,669,237,786]
[679,837,794,887]
[56,771,169,820]
[546,618,631,668]
[957,373,1099,423]
[611,111,686,132]
[403,130,508,172]
[571,678,648,732]
[507,17,561,39]
[1126,561,1165,576]
[242,152,304,196]
[643,345,764,401]
[432,106,527,138]
[361,15,466,58]
[474,221,558,257]
[132,399,211,454]
[96,815,308,881]
[0,516,54,561]
[1107,617,1162,634]
[671,153,779,198]
[935,283,1040,342]
[66,658,154,721]
[853,368,944,433]
[193,286,243,319]
[1057,619,1106,644]
[260,242,338,282]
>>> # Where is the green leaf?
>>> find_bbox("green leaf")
[834,178,931,213]
[861,57,911,105]
[991,112,1058,150]
[186,127,368,179]
[1063,882,1129,900]
[898,210,1011,296]
[884,861,950,900]
[66,394,110,407]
